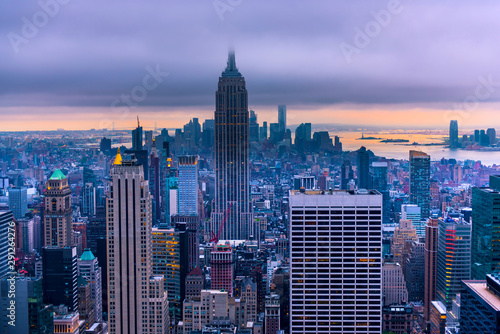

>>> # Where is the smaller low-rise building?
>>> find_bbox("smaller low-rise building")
[382,303,413,334]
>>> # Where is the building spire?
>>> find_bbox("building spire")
[114,147,123,165]
[221,50,242,78]
[137,115,140,128]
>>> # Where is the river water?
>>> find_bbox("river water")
[334,132,500,166]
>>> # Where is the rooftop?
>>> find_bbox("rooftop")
[80,248,95,261]
[49,169,66,180]
[290,189,380,196]
[463,280,500,311]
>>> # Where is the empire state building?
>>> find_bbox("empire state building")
[211,52,254,241]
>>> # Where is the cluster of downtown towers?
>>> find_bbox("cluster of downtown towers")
[3,52,500,334]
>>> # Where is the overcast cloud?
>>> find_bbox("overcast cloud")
[1,0,500,112]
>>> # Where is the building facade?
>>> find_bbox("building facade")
[424,218,439,322]
[42,246,79,312]
[409,150,431,218]
[44,170,73,247]
[436,216,471,310]
[211,52,253,241]
[471,177,500,279]
[107,151,168,334]
[8,187,27,219]
[178,155,199,216]
[461,274,500,333]
[210,244,234,296]
[289,189,383,333]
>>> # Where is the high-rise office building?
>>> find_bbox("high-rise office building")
[211,244,234,296]
[151,224,188,323]
[42,246,79,312]
[424,218,439,322]
[449,120,459,148]
[390,219,418,264]
[0,211,13,279]
[132,118,143,150]
[357,146,370,189]
[107,151,168,334]
[289,189,383,333]
[278,104,286,133]
[249,110,260,143]
[471,175,500,279]
[461,274,500,333]
[44,170,73,247]
[82,183,96,216]
[436,216,471,310]
[401,204,424,238]
[409,150,431,218]
[294,123,312,153]
[144,130,153,152]
[382,262,408,306]
[178,155,199,216]
[202,119,215,148]
[149,142,161,223]
[0,277,53,334]
[78,248,103,322]
[405,241,425,302]
[17,217,34,254]
[8,187,27,219]
[487,128,497,145]
[100,137,112,152]
[341,160,354,190]
[260,121,268,142]
[211,52,253,241]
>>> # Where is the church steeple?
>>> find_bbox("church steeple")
[221,51,242,78]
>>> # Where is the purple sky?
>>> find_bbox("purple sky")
[2,1,500,130]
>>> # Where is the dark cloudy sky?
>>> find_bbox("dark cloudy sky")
[2,0,500,130]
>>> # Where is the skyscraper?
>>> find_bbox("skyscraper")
[211,52,253,240]
[409,150,431,218]
[8,187,27,219]
[0,277,53,334]
[107,150,168,334]
[357,146,370,189]
[372,162,390,224]
[278,104,286,133]
[178,155,199,216]
[401,204,424,237]
[449,120,459,148]
[471,175,500,279]
[44,169,73,247]
[42,246,78,312]
[249,110,260,143]
[0,211,13,279]
[78,248,103,322]
[487,128,497,145]
[289,189,383,333]
[461,274,500,333]
[131,117,143,150]
[424,218,439,322]
[82,183,96,216]
[148,142,161,223]
[436,216,471,310]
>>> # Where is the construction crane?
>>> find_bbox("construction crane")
[210,203,232,247]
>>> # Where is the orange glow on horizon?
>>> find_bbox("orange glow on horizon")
[0,104,499,132]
